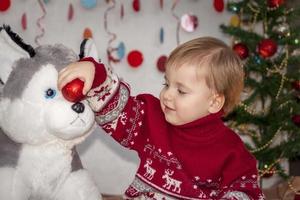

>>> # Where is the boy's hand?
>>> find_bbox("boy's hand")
[58,61,95,95]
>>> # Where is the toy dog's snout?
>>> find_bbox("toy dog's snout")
[71,102,85,114]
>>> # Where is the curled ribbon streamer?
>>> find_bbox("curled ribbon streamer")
[171,0,180,45]
[35,0,46,45]
[104,0,118,66]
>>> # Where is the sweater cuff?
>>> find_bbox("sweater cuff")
[80,57,107,88]
[84,58,120,112]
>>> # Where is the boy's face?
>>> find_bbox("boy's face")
[159,64,214,126]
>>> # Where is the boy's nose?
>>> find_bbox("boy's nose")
[163,89,173,101]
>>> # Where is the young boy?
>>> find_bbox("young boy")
[58,37,265,199]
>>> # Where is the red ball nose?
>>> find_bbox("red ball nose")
[62,78,85,102]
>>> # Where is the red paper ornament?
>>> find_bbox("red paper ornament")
[258,39,277,58]
[133,0,140,12]
[213,0,224,12]
[233,43,249,60]
[62,78,85,102]
[157,55,168,72]
[267,0,284,8]
[160,0,163,10]
[0,0,10,12]
[292,80,300,91]
[68,3,74,21]
[292,114,300,127]
[127,50,143,68]
[120,3,124,19]
[21,13,27,30]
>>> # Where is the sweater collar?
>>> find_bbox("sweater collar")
[170,110,225,144]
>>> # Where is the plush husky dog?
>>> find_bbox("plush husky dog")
[0,25,101,200]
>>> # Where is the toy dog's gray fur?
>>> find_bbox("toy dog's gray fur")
[0,25,101,200]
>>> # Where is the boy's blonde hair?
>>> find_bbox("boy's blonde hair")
[166,37,244,115]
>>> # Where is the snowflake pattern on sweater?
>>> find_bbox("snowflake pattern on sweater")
[84,57,265,200]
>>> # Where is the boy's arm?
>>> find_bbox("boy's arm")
[81,57,120,112]
[217,147,265,200]
[218,171,264,200]
[83,57,147,150]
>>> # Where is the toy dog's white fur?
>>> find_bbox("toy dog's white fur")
[0,25,101,200]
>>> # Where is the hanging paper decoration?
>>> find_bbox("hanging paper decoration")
[0,0,10,12]
[133,0,140,12]
[160,0,163,10]
[83,27,93,39]
[80,0,97,9]
[117,42,126,60]
[171,0,180,45]
[213,0,224,12]
[127,50,143,68]
[43,0,50,4]
[120,3,124,19]
[68,3,74,21]
[180,14,198,32]
[233,43,249,60]
[156,55,168,72]
[35,0,47,45]
[104,0,120,65]
[160,27,164,44]
[108,41,126,63]
[257,39,277,58]
[21,13,27,30]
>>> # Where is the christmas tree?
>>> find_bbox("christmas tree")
[220,0,300,186]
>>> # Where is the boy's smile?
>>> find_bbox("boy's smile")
[163,104,175,112]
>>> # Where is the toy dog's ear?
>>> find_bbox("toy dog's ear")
[79,38,99,62]
[0,25,35,85]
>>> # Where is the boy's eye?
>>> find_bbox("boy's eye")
[178,89,187,95]
[163,83,169,87]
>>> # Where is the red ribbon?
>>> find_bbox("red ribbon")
[35,0,46,45]
[104,0,119,66]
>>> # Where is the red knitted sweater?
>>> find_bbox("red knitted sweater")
[83,57,265,200]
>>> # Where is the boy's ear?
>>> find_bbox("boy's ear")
[208,93,225,114]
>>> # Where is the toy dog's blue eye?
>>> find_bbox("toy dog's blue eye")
[45,88,56,99]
